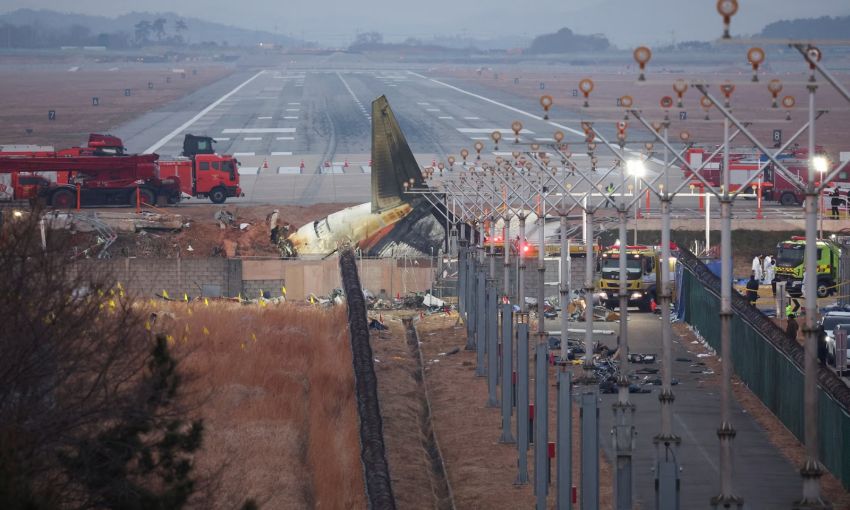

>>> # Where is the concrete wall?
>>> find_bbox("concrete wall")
[75,257,433,301]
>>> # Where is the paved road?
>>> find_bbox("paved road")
[543,312,801,509]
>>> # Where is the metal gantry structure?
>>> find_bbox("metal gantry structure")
[405,7,848,507]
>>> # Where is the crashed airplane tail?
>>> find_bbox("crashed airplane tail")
[282,96,444,258]
[371,95,425,212]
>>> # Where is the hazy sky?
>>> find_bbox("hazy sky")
[2,0,849,46]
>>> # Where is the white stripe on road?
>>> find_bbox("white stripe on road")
[407,70,583,138]
[258,116,272,120]
[214,137,230,141]
[286,108,300,111]
[234,152,256,156]
[464,116,480,120]
[271,151,293,156]
[288,102,301,105]
[284,116,299,119]
[144,70,265,154]
[337,72,370,120]
[244,137,263,141]
[438,116,454,120]
[276,136,295,140]
[222,128,296,134]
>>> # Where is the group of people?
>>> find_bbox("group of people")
[746,254,778,306]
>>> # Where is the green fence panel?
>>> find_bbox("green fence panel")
[678,251,850,490]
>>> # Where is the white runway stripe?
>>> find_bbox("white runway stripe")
[222,128,296,134]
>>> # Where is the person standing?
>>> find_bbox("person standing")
[766,256,777,295]
[746,272,760,306]
[606,182,615,208]
[752,254,764,282]
[786,313,799,341]
[831,188,842,220]
[763,254,774,285]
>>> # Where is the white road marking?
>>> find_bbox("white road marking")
[288,102,301,105]
[535,137,556,142]
[272,151,293,156]
[417,102,431,105]
[438,116,454,120]
[426,108,440,112]
[286,108,300,111]
[337,71,371,121]
[407,71,583,138]
[144,70,265,154]
[108,67,119,71]
[276,136,295,140]
[214,137,230,141]
[234,152,256,156]
[68,66,79,72]
[278,167,302,175]
[222,128,296,134]
[244,137,263,141]
[457,127,534,134]
[238,167,260,175]
[284,116,299,120]
[258,116,272,120]
[464,116,480,120]
[469,136,490,140]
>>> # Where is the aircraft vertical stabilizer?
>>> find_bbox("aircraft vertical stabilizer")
[371,96,425,213]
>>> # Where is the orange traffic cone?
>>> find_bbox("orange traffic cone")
[263,158,269,169]
[300,160,305,169]
[344,159,349,168]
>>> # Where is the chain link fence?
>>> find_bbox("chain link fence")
[676,247,850,490]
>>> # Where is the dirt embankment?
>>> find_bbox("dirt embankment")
[374,312,614,509]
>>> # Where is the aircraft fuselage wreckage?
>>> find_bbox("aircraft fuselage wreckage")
[281,96,449,258]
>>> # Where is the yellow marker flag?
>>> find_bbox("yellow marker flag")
[183,293,189,302]
[203,326,210,336]
[281,286,287,296]
[108,299,116,310]
[238,292,242,302]
[260,300,266,308]
[204,297,209,306]
[251,333,257,343]
[166,334,175,345]
[162,290,169,299]
[117,282,123,291]
[259,289,264,298]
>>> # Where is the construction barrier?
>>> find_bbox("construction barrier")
[676,248,850,490]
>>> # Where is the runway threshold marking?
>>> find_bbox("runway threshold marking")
[144,70,265,154]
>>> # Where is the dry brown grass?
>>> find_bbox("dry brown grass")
[154,302,366,509]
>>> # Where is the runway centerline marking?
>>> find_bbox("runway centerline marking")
[275,136,295,140]
[272,151,293,156]
[144,70,265,154]
[233,152,256,156]
[244,137,263,141]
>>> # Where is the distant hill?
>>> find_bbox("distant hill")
[526,27,609,54]
[0,9,302,48]
[760,15,850,40]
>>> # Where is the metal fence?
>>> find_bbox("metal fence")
[676,248,850,490]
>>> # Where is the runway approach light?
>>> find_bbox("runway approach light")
[627,159,646,178]
[813,156,829,174]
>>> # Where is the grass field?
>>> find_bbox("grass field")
[0,66,232,149]
[157,302,366,509]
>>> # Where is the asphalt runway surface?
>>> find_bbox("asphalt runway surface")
[107,53,793,214]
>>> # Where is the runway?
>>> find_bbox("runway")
[108,54,806,219]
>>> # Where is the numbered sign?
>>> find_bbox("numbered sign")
[124,88,131,97]
[773,129,782,147]
[92,97,99,106]
[48,110,56,121]
[679,111,688,121]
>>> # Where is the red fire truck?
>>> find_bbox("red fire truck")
[0,134,242,207]
[682,147,840,206]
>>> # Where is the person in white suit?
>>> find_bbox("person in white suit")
[752,255,764,282]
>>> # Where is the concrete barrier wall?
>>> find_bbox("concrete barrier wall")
[74,257,433,301]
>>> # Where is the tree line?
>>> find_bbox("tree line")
[0,17,190,49]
